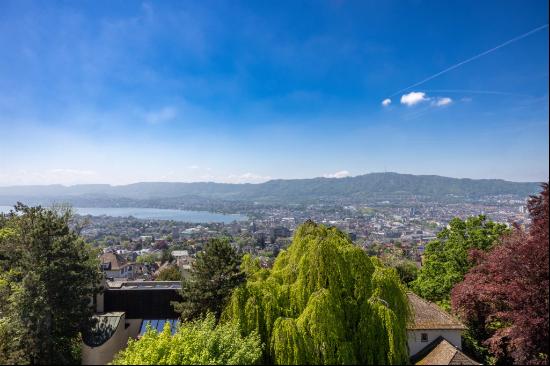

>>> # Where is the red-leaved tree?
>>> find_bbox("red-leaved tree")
[452,183,549,365]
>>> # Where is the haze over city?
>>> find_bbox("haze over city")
[1,0,548,186]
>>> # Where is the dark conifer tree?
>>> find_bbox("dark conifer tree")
[173,238,245,320]
[0,204,101,364]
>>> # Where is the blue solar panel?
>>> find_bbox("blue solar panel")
[150,319,158,330]
[139,321,148,335]
[157,320,166,332]
[139,319,180,337]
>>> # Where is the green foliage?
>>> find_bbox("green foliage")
[393,260,419,286]
[411,215,508,302]
[0,203,101,364]
[379,249,419,286]
[461,328,496,365]
[160,249,174,264]
[173,238,245,320]
[136,252,159,264]
[156,265,183,281]
[223,221,411,365]
[111,313,262,365]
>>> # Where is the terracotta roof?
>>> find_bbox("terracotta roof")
[100,252,128,271]
[412,336,480,365]
[407,292,466,330]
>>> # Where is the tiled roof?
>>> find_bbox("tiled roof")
[407,292,466,330]
[100,252,127,270]
[413,336,480,365]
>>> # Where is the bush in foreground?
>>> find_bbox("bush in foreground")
[111,313,262,365]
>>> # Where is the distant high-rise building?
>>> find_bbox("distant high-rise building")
[172,226,180,239]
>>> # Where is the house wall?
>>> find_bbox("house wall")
[82,316,142,365]
[407,329,462,357]
[104,265,138,280]
[96,291,104,313]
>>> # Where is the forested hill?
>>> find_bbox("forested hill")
[0,172,541,204]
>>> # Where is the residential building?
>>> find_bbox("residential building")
[407,292,479,365]
[82,279,182,364]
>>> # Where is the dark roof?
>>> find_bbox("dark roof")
[407,292,466,330]
[411,336,480,365]
[107,280,181,290]
[82,312,124,347]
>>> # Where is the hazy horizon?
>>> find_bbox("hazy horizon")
[0,170,544,188]
[0,1,548,186]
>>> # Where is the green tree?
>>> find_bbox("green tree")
[0,203,101,364]
[223,221,411,365]
[160,249,174,264]
[156,265,183,281]
[136,252,159,264]
[411,215,508,304]
[111,313,262,365]
[173,238,244,320]
[394,260,419,285]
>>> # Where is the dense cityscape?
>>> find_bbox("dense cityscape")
[74,193,530,277]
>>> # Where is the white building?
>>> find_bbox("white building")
[407,292,479,365]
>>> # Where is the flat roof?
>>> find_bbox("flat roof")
[106,280,181,290]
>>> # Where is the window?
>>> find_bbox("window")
[421,333,428,342]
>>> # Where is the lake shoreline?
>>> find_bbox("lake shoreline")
[0,205,247,224]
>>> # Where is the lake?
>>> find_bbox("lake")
[0,205,247,223]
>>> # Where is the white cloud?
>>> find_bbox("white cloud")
[433,97,452,107]
[145,106,177,124]
[400,92,428,106]
[381,98,392,107]
[323,170,350,179]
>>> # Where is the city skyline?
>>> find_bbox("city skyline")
[0,0,548,185]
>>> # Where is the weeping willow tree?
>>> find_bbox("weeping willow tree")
[222,220,411,365]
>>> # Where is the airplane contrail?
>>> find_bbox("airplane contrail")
[418,89,532,97]
[389,24,549,97]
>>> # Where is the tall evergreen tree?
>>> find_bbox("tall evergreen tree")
[173,238,245,320]
[223,221,411,365]
[0,203,101,364]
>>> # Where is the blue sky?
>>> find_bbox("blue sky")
[0,0,548,185]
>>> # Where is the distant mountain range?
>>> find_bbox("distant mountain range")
[0,172,542,206]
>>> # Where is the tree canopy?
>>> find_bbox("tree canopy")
[452,184,549,365]
[222,220,411,365]
[0,203,101,364]
[173,238,245,320]
[111,313,262,365]
[155,264,184,281]
[411,215,509,304]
